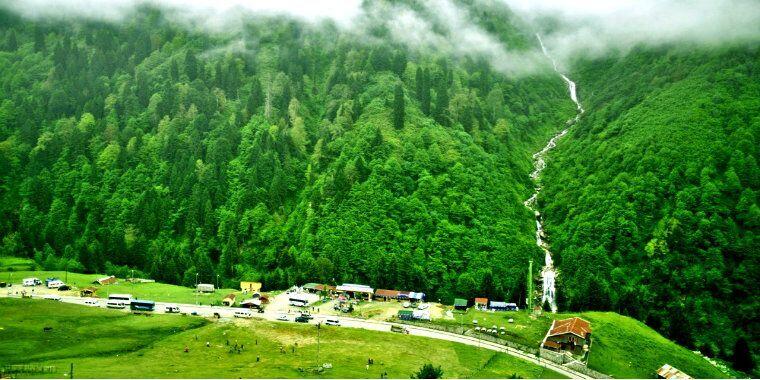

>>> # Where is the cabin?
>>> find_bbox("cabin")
[240,298,262,309]
[196,283,215,293]
[336,283,374,300]
[240,281,262,293]
[541,317,592,355]
[375,289,401,301]
[408,292,425,302]
[453,298,468,310]
[222,293,237,306]
[474,297,488,309]
[94,275,117,285]
[657,364,692,379]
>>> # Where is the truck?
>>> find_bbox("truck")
[23,278,41,286]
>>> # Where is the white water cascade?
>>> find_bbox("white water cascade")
[523,34,584,313]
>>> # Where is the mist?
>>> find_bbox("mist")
[503,0,760,68]
[2,0,759,76]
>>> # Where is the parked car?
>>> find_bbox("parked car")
[165,305,180,313]
[43,294,62,301]
[277,314,289,321]
[84,299,99,306]
[58,285,71,291]
[325,318,340,326]
[234,310,253,318]
[295,315,310,323]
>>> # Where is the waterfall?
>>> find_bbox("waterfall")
[523,34,584,313]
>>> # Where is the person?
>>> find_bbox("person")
[206,341,210,347]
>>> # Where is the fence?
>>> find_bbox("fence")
[1,364,56,375]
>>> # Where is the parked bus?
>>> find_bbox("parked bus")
[288,295,309,307]
[106,294,133,309]
[130,299,155,312]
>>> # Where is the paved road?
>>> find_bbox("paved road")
[2,290,593,379]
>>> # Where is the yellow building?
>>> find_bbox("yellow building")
[240,281,262,293]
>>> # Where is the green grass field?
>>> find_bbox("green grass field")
[0,299,563,378]
[432,308,728,379]
[0,256,39,272]
[0,268,241,305]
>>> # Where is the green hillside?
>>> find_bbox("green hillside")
[434,309,727,378]
[541,46,759,372]
[0,3,572,305]
[0,298,563,378]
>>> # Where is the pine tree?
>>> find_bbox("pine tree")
[393,83,404,130]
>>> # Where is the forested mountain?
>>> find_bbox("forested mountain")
[540,46,759,367]
[0,5,574,302]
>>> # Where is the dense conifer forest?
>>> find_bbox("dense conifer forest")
[542,47,759,365]
[0,6,573,302]
[0,0,757,373]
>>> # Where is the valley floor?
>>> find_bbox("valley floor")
[0,298,562,379]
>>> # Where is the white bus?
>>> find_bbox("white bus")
[288,295,309,307]
[106,294,133,309]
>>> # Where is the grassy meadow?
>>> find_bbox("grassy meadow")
[0,266,241,305]
[0,298,563,378]
[431,308,728,379]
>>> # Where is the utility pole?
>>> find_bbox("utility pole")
[216,274,219,290]
[527,259,533,312]
[316,322,321,367]
[195,273,199,305]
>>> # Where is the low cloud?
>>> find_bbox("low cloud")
[503,0,760,67]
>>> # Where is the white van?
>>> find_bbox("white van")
[325,318,340,326]
[234,310,253,318]
[165,305,180,313]
[23,278,41,287]
[47,280,65,289]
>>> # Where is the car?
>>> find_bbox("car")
[325,318,340,326]
[84,299,99,306]
[417,303,429,310]
[295,315,310,323]
[43,294,62,301]
[234,310,253,318]
[165,305,180,313]
[402,301,411,308]
[277,314,289,321]
[58,285,71,291]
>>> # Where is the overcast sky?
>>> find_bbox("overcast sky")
[3,0,759,75]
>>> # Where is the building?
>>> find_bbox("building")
[408,292,425,302]
[196,283,215,293]
[336,283,374,300]
[94,276,117,285]
[489,301,518,311]
[222,293,236,306]
[474,297,488,309]
[454,298,468,310]
[240,298,262,309]
[657,364,692,379]
[375,289,400,301]
[397,291,411,300]
[315,284,336,294]
[240,281,262,293]
[302,283,321,293]
[541,317,592,355]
